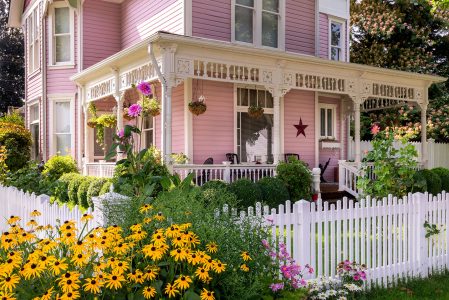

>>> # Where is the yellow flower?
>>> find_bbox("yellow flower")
[30,209,42,217]
[195,266,210,282]
[21,262,45,280]
[0,291,16,300]
[151,232,166,246]
[164,225,180,238]
[129,223,142,232]
[113,242,130,255]
[212,260,226,273]
[105,273,125,290]
[39,287,54,300]
[71,241,86,254]
[142,286,157,299]
[71,253,89,267]
[58,276,80,293]
[154,212,165,222]
[139,204,153,213]
[127,270,145,284]
[59,290,80,300]
[49,258,68,276]
[184,232,200,248]
[0,274,20,292]
[143,244,164,261]
[174,275,192,290]
[171,235,185,248]
[241,251,252,261]
[240,264,250,272]
[26,219,38,227]
[164,283,179,298]
[143,266,159,281]
[81,213,93,222]
[170,248,188,262]
[206,242,218,253]
[187,252,201,265]
[195,251,210,264]
[143,217,152,224]
[114,260,130,275]
[7,216,20,225]
[83,278,104,294]
[201,288,215,300]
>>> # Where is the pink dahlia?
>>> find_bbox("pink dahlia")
[117,129,125,139]
[137,82,152,96]
[128,104,142,117]
[371,124,380,135]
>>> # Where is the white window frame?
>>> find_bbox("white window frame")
[48,2,75,68]
[319,103,337,140]
[27,6,40,75]
[141,115,155,149]
[48,94,75,157]
[28,100,40,160]
[231,0,286,50]
[328,17,346,62]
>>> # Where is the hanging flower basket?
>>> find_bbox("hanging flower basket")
[138,98,161,117]
[123,108,135,121]
[248,105,264,119]
[189,100,207,116]
[87,119,97,128]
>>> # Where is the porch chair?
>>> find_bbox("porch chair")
[284,153,300,162]
[225,153,240,164]
[194,157,214,186]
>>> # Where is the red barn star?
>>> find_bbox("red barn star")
[294,118,308,137]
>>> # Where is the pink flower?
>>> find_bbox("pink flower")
[117,129,124,139]
[308,267,314,274]
[371,124,380,135]
[353,274,360,281]
[262,239,270,249]
[137,82,152,96]
[128,104,142,117]
[269,283,284,292]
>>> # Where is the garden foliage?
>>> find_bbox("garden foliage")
[276,157,312,201]
[431,167,449,192]
[257,177,290,208]
[0,122,31,171]
[228,178,263,209]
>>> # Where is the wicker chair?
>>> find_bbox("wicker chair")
[194,157,214,186]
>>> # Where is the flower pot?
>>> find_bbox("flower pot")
[188,101,207,116]
[87,119,97,128]
[248,106,264,119]
[148,107,161,117]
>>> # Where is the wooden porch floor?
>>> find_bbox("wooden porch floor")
[320,183,355,203]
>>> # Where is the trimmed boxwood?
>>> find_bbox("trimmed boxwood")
[99,180,112,195]
[276,157,313,201]
[228,178,262,209]
[87,178,109,207]
[432,168,449,192]
[414,169,442,195]
[53,173,81,203]
[257,177,290,208]
[68,175,88,206]
[77,177,96,208]
[201,180,229,191]
[42,155,79,182]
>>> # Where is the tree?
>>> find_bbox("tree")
[0,0,24,113]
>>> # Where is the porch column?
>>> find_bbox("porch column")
[115,95,124,160]
[420,101,428,168]
[161,83,173,163]
[354,101,361,164]
[273,92,281,163]
[184,78,193,160]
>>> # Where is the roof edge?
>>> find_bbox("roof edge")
[8,0,24,28]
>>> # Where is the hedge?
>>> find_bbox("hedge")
[0,122,32,171]
[228,178,262,209]
[257,177,290,208]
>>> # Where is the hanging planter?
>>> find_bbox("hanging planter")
[189,98,207,116]
[123,108,135,121]
[95,114,117,146]
[248,105,264,119]
[140,98,161,117]
[87,119,97,128]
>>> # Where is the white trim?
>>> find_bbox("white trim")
[184,0,192,36]
[26,5,41,75]
[22,0,41,22]
[48,93,76,157]
[280,95,284,156]
[328,16,346,62]
[184,78,193,159]
[318,103,337,140]
[314,92,319,167]
[48,2,75,67]
[231,0,285,50]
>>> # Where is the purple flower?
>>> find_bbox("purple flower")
[353,274,360,281]
[262,239,270,249]
[308,267,314,274]
[117,129,124,139]
[128,104,142,117]
[270,283,284,292]
[137,82,152,96]
[300,279,307,286]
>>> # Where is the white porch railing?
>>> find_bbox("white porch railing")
[84,161,115,178]
[338,161,376,198]
[173,162,277,185]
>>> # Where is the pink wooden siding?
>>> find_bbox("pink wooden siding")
[285,0,316,55]
[318,96,341,182]
[283,90,315,168]
[171,84,185,154]
[319,13,329,59]
[83,1,121,69]
[24,0,32,9]
[193,80,234,164]
[192,0,231,41]
[121,0,184,49]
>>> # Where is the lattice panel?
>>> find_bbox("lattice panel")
[87,78,115,101]
[119,62,158,91]
[361,98,407,112]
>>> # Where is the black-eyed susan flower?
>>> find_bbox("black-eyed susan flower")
[240,263,250,272]
[172,235,185,248]
[0,291,16,300]
[200,288,215,300]
[174,275,192,290]
[39,287,54,300]
[143,217,152,224]
[143,244,164,261]
[58,277,80,293]
[26,219,38,227]
[113,242,130,255]
[164,283,179,298]
[7,216,20,225]
[83,278,103,294]
[0,274,20,292]
[241,251,252,261]
[81,214,93,223]
[21,262,45,280]
[164,225,180,238]
[59,290,80,300]
[212,260,226,273]
[195,266,210,282]
[142,286,156,299]
[151,232,166,246]
[30,209,41,217]
[187,252,201,265]
[143,266,159,281]
[114,260,130,274]
[154,212,165,222]
[71,253,89,267]
[170,248,187,262]
[139,204,153,213]
[104,273,125,290]
[206,242,218,253]
[49,258,68,276]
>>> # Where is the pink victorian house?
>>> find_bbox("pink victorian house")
[8,0,445,195]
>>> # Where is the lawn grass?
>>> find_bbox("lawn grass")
[360,271,449,299]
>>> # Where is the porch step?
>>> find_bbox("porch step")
[320,183,355,202]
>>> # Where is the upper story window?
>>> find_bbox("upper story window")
[234,0,285,49]
[27,7,40,74]
[49,3,74,67]
[329,19,345,61]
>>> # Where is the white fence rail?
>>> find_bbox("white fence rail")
[0,186,96,234]
[348,139,449,169]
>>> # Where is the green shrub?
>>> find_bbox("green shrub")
[228,178,263,209]
[99,180,112,195]
[257,177,290,207]
[0,112,25,126]
[42,155,79,182]
[421,169,442,195]
[0,122,32,171]
[53,173,81,203]
[412,170,428,193]
[432,168,449,192]
[68,175,87,206]
[77,177,96,208]
[276,157,312,200]
[6,163,49,195]
[200,186,239,208]
[87,178,108,207]
[201,179,229,191]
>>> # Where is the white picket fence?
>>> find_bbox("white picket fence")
[0,185,96,234]
[1,184,449,289]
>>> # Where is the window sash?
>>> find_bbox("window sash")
[320,106,336,138]
[52,6,72,64]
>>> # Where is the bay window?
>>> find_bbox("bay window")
[50,4,74,66]
[50,97,74,156]
[234,0,284,49]
[329,19,345,61]
[236,88,274,163]
[319,104,336,139]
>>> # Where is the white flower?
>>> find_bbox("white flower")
[343,283,362,292]
[317,292,328,300]
[338,297,347,300]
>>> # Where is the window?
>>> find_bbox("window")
[27,7,40,73]
[319,104,336,139]
[29,103,40,160]
[329,19,345,61]
[53,100,72,155]
[236,88,274,163]
[234,0,284,49]
[94,127,115,161]
[142,116,154,149]
[50,4,74,66]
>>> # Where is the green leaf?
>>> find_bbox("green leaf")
[184,290,201,300]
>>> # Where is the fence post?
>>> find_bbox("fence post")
[428,139,435,169]
[413,192,428,277]
[223,161,231,183]
[312,168,321,195]
[297,200,311,276]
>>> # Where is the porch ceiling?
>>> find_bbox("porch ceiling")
[71,32,446,105]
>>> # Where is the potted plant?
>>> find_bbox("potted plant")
[189,96,207,116]
[248,105,264,119]
[123,107,135,121]
[87,118,97,128]
[139,98,161,117]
